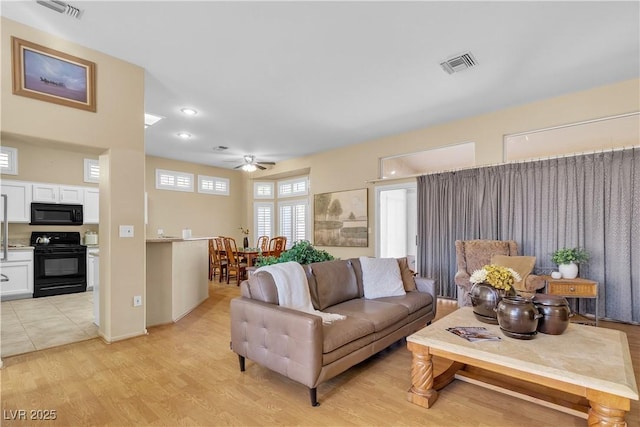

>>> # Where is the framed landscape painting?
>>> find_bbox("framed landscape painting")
[12,37,96,112]
[314,188,368,247]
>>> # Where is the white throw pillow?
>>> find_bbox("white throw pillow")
[359,257,406,299]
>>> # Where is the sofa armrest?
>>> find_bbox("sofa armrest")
[230,297,324,388]
[454,270,471,290]
[524,274,546,292]
[415,276,437,297]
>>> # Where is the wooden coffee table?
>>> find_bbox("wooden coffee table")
[406,308,638,426]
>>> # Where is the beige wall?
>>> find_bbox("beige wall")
[249,78,640,260]
[145,156,246,240]
[1,17,145,343]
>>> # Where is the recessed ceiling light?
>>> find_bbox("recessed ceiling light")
[180,107,198,116]
[177,132,192,139]
[144,113,163,127]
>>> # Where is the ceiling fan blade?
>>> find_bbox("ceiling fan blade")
[256,161,276,165]
[233,165,244,169]
[256,164,267,170]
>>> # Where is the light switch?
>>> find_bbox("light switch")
[119,225,134,237]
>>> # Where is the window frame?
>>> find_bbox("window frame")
[198,175,230,196]
[155,168,194,192]
[254,201,274,240]
[277,198,309,248]
[84,158,100,183]
[0,146,18,175]
[253,181,275,199]
[277,177,309,198]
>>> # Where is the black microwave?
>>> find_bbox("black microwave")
[30,203,84,226]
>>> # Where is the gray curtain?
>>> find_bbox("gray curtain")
[417,147,639,323]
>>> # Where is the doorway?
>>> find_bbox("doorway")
[375,183,417,270]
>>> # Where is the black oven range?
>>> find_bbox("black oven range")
[30,231,87,298]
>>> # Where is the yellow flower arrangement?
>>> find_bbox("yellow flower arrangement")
[469,264,522,291]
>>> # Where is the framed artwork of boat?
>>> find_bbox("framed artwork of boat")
[12,37,96,112]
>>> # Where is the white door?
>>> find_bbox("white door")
[376,183,417,270]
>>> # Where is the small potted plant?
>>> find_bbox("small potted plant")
[551,247,589,279]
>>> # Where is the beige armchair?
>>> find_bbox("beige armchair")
[454,239,545,307]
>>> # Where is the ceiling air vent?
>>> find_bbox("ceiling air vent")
[36,1,83,19]
[440,51,478,75]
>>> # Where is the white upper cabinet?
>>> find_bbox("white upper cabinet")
[1,180,97,223]
[32,184,84,204]
[84,188,99,224]
[0,180,32,223]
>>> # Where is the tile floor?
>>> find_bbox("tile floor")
[1,291,97,358]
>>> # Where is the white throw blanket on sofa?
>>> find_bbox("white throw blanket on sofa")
[256,262,345,324]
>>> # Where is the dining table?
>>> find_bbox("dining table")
[235,249,273,267]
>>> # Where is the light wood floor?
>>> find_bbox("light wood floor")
[1,282,638,427]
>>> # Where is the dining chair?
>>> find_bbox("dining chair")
[211,237,228,283]
[223,237,247,285]
[268,236,287,258]
[257,235,270,253]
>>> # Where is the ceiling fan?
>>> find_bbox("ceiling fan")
[234,155,275,172]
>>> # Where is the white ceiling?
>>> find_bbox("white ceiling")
[2,1,639,169]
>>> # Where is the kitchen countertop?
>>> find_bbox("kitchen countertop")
[7,245,34,250]
[146,236,215,243]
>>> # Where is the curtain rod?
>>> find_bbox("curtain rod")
[365,145,639,184]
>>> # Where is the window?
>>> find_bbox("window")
[254,202,274,239]
[380,142,475,179]
[504,112,640,162]
[0,146,18,175]
[198,175,229,195]
[278,200,308,247]
[155,169,194,192]
[278,177,308,198]
[254,182,274,199]
[84,158,100,183]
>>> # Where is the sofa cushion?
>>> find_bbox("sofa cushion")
[359,257,405,299]
[321,316,375,355]
[246,271,279,304]
[397,257,417,291]
[328,299,408,332]
[374,290,433,315]
[309,260,359,310]
[491,255,536,292]
[348,257,365,297]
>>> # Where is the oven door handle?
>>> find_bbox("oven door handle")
[37,249,86,255]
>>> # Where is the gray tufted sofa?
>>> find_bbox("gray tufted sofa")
[230,258,438,406]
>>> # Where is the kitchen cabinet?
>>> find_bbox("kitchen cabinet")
[84,188,99,224]
[32,184,84,204]
[0,249,34,299]
[0,180,31,222]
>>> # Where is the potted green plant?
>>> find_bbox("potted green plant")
[255,240,335,267]
[551,247,589,279]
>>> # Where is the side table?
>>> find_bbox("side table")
[541,275,598,326]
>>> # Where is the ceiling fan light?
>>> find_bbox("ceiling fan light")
[242,164,257,172]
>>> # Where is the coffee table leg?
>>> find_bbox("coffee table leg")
[406,342,438,408]
[587,401,628,427]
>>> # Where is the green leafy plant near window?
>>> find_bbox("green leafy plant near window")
[551,247,589,265]
[255,240,335,267]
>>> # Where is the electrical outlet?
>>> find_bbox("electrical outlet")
[133,295,142,307]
